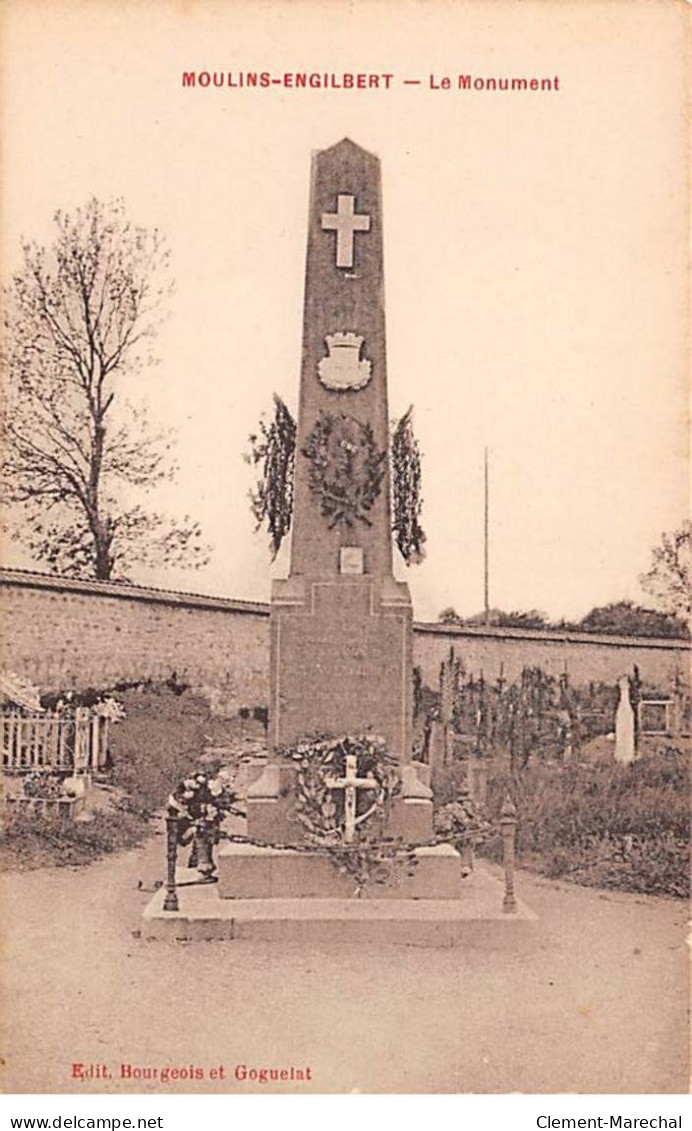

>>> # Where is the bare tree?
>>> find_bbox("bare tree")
[640,521,691,622]
[1,198,209,580]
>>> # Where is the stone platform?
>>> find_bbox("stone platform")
[217,842,465,900]
[142,859,537,947]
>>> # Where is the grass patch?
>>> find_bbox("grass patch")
[482,747,690,899]
[0,803,149,872]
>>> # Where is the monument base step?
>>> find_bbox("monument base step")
[216,842,466,900]
[142,865,537,947]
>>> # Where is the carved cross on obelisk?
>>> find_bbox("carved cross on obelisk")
[321,194,371,269]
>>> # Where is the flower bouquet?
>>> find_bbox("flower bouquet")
[167,772,241,877]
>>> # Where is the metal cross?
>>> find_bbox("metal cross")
[321,194,371,269]
[325,753,378,843]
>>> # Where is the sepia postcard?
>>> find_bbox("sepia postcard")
[0,0,689,1098]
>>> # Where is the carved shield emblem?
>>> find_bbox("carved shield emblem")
[318,332,372,391]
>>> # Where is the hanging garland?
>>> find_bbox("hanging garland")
[244,395,296,559]
[391,406,426,564]
[246,398,426,561]
[302,412,387,529]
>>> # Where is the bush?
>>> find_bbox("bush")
[107,686,210,813]
[0,805,149,871]
[430,761,469,807]
[483,748,690,898]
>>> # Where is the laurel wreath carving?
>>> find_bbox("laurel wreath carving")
[301,412,387,529]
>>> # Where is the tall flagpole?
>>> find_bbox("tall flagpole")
[484,446,490,625]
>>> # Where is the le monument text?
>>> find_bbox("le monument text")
[181,70,561,92]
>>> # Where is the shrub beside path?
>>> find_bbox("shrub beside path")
[1,831,688,1094]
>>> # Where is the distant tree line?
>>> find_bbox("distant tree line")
[438,600,689,640]
[439,524,691,641]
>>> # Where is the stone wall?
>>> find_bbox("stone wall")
[0,570,688,710]
[414,621,689,691]
[0,570,269,713]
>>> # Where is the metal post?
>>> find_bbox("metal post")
[102,718,110,768]
[163,811,180,912]
[91,714,100,773]
[500,795,517,913]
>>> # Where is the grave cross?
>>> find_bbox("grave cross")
[321,194,371,268]
[325,753,379,842]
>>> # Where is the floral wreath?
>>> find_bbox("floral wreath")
[301,412,387,529]
[281,734,400,845]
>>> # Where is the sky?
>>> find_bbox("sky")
[1,0,688,622]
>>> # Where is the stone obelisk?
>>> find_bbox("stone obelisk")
[247,138,432,844]
[144,140,533,937]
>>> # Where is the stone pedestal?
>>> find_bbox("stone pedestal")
[247,570,434,845]
[428,720,449,772]
[269,575,412,757]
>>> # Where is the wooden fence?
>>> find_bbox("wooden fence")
[1,709,107,774]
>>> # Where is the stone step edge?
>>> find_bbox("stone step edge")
[143,890,538,924]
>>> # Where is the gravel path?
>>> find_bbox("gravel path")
[2,830,688,1094]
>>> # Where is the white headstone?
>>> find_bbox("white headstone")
[614,676,636,764]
